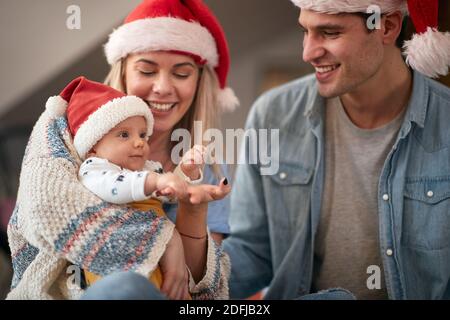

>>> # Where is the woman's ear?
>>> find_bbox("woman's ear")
[382,11,403,46]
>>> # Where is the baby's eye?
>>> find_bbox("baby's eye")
[118,131,129,138]
[140,132,147,139]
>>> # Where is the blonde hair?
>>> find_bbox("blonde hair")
[104,58,222,176]
[104,60,126,93]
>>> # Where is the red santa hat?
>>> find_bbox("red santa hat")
[45,76,154,159]
[291,0,450,78]
[104,0,239,112]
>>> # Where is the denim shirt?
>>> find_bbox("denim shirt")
[223,71,450,299]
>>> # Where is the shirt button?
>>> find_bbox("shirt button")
[279,172,287,180]
[426,190,434,198]
[386,249,393,256]
[382,194,389,201]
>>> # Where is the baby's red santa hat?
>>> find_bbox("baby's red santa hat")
[291,0,450,78]
[104,0,239,112]
[45,76,154,159]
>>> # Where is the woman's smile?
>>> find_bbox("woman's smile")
[147,101,178,112]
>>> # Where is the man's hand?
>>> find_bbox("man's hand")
[158,230,191,300]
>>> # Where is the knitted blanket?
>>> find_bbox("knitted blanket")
[6,96,230,300]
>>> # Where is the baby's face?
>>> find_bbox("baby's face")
[89,116,150,171]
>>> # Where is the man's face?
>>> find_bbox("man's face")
[299,9,384,98]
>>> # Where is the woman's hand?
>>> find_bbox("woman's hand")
[158,230,191,300]
[182,178,231,205]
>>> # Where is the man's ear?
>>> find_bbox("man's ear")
[382,11,403,46]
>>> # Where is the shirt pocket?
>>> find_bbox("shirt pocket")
[264,162,313,236]
[402,176,450,250]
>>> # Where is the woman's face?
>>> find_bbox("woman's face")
[124,51,200,135]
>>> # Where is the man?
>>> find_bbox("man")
[223,0,450,299]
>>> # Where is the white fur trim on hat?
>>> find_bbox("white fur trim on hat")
[290,0,408,14]
[403,27,450,79]
[45,95,68,117]
[74,96,154,159]
[105,17,218,67]
[217,87,239,113]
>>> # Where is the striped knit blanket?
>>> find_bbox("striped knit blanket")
[6,96,230,299]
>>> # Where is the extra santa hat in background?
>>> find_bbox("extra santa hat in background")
[46,76,154,159]
[291,0,450,78]
[104,0,239,112]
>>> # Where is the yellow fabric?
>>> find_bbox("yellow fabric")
[84,198,165,289]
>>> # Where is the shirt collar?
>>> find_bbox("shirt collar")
[402,70,428,129]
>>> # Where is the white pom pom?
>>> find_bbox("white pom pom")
[403,27,450,78]
[217,87,240,113]
[45,96,68,117]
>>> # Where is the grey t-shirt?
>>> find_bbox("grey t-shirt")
[312,97,405,299]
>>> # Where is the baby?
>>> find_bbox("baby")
[63,76,205,290]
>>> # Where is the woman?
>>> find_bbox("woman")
[104,0,238,246]
[107,50,232,245]
[7,0,237,300]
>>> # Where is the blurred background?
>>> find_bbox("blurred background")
[0,0,449,299]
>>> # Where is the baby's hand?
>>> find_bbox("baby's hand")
[155,172,189,199]
[180,145,206,181]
